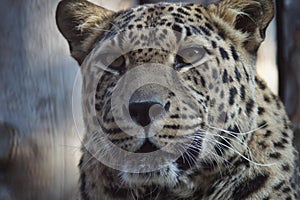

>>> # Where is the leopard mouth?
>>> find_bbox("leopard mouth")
[133,134,202,171]
[135,139,159,153]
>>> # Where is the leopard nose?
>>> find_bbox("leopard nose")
[129,101,166,127]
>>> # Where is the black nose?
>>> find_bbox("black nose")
[129,101,165,127]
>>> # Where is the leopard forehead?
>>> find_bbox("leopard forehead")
[106,3,209,38]
[98,3,246,52]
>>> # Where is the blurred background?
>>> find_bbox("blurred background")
[0,0,299,199]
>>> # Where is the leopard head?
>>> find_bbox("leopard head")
[56,0,274,188]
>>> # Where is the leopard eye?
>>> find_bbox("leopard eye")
[110,55,125,68]
[175,47,206,69]
[100,53,126,71]
[101,53,125,67]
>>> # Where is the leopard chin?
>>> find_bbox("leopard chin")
[119,165,180,187]
[118,140,202,187]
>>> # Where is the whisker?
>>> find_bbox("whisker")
[93,26,115,33]
[207,123,267,136]
[205,126,266,166]
[178,143,199,168]
[183,131,274,167]
[178,136,230,173]
[213,138,274,166]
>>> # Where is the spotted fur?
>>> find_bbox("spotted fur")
[56,0,299,199]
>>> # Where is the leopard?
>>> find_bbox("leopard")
[56,0,299,199]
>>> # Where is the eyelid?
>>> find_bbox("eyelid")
[177,45,205,57]
[93,52,126,75]
[97,53,120,65]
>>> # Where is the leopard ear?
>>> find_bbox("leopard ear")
[56,0,115,65]
[211,0,274,53]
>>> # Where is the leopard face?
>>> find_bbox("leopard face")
[75,2,258,185]
[56,0,299,199]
